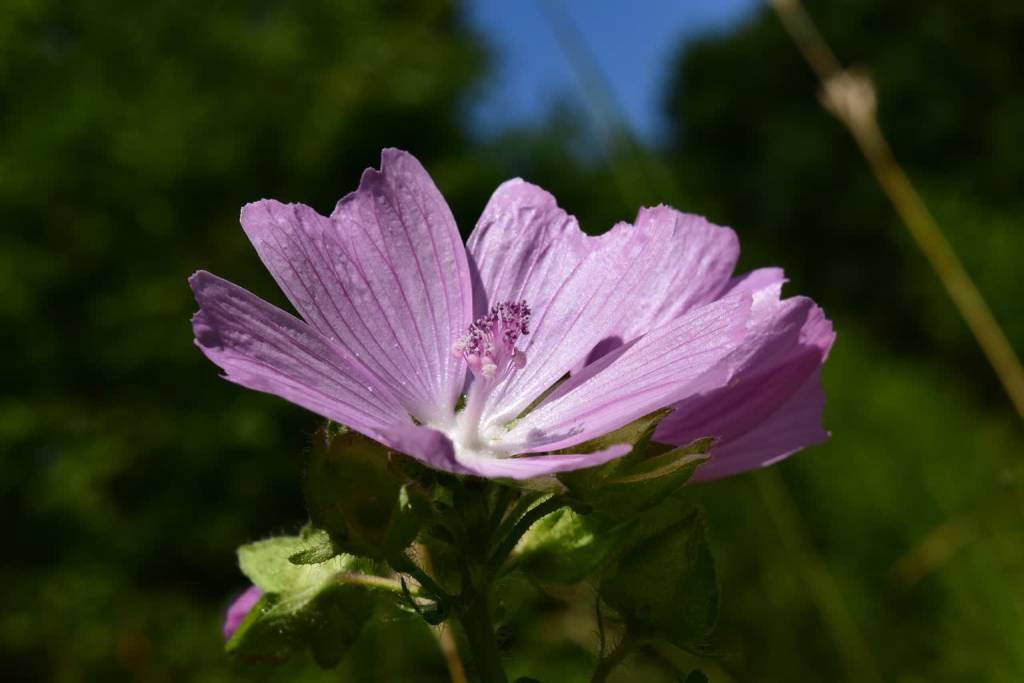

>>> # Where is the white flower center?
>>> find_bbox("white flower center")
[449,301,531,458]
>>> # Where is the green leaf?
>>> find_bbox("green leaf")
[515,507,631,583]
[600,508,718,648]
[288,528,339,565]
[237,533,377,600]
[227,580,377,667]
[305,583,378,668]
[681,670,710,683]
[239,534,341,593]
[229,532,392,667]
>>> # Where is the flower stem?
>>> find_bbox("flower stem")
[590,632,636,683]
[456,582,507,683]
[770,0,1024,420]
[419,544,469,683]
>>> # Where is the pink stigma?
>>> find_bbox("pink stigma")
[453,300,531,381]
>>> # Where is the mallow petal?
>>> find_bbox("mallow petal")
[690,368,829,481]
[240,199,450,426]
[722,267,785,298]
[321,148,472,425]
[238,150,471,427]
[654,283,835,479]
[467,179,598,322]
[606,206,739,344]
[560,207,740,373]
[476,210,736,428]
[191,271,476,474]
[466,179,608,415]
[190,271,408,437]
[381,423,468,474]
[458,444,633,480]
[502,293,753,453]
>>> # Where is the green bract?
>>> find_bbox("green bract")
[557,409,713,516]
[304,422,429,558]
[600,509,718,649]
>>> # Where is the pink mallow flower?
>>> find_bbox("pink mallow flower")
[190,149,834,481]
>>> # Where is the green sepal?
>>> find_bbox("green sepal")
[229,533,391,667]
[560,408,672,457]
[680,670,710,683]
[558,423,713,517]
[514,507,631,583]
[381,484,431,556]
[594,438,713,513]
[555,409,670,507]
[600,508,718,649]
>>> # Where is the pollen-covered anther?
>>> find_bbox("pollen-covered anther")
[453,300,531,382]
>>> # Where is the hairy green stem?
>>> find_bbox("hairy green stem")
[456,516,507,683]
[387,552,449,603]
[456,584,507,683]
[336,572,412,594]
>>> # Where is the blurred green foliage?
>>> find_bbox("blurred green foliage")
[2,0,1022,681]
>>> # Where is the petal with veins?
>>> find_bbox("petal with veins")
[191,271,406,435]
[240,149,472,427]
[655,283,835,479]
[503,293,753,453]
[690,368,829,481]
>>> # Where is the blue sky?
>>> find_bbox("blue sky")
[466,0,761,142]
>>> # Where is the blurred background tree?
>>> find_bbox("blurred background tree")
[1,0,1021,681]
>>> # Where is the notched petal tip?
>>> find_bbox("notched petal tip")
[239,198,279,220]
[239,199,327,250]
[635,204,736,236]
[380,146,416,162]
[190,310,222,351]
[187,269,213,291]
[490,177,561,208]
[363,147,427,187]
[332,148,432,217]
[189,272,225,349]
[240,198,285,230]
